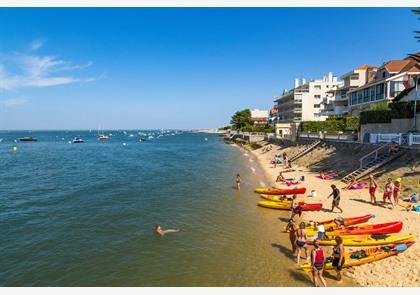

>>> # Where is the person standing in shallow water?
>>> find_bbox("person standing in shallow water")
[285,218,297,254]
[236,174,241,190]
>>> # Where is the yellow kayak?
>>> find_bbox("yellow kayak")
[307,233,415,247]
[300,242,414,271]
[260,194,304,203]
[258,200,323,211]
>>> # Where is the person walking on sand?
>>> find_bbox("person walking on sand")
[332,236,345,283]
[383,178,395,209]
[393,178,402,205]
[295,222,308,265]
[310,240,327,287]
[368,174,378,204]
[286,218,297,255]
[236,174,241,191]
[327,184,343,213]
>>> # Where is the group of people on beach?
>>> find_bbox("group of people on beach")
[286,218,345,287]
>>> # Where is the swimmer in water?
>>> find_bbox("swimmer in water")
[154,225,180,236]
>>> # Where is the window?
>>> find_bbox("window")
[357,91,363,104]
[369,87,375,101]
[375,84,384,100]
[390,81,404,97]
[363,88,369,103]
[350,92,357,105]
[314,95,321,99]
[350,73,359,80]
[314,85,321,89]
[382,72,386,78]
[314,104,320,108]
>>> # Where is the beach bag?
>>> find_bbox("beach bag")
[300,176,305,181]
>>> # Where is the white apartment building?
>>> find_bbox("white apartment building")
[320,65,377,117]
[274,72,340,123]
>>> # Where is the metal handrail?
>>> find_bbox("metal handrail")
[359,144,388,169]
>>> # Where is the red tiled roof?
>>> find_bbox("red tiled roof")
[384,60,411,73]
[356,64,377,70]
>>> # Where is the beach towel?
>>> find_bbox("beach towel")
[284,180,301,187]
[348,183,365,190]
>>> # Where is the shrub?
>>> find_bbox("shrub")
[240,124,253,132]
[369,101,389,111]
[390,101,420,119]
[344,116,360,131]
[360,110,392,124]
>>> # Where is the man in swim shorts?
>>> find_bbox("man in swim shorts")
[327,185,343,213]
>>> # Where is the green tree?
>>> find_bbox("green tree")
[230,109,253,130]
[370,101,389,111]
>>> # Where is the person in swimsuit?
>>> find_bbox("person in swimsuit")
[368,174,378,204]
[291,195,303,219]
[154,225,180,236]
[319,171,327,180]
[236,174,241,191]
[343,177,357,190]
[383,178,395,209]
[393,178,402,205]
[285,218,297,254]
[295,222,308,265]
[276,171,285,182]
[333,217,345,229]
[327,184,343,213]
[332,236,345,283]
[311,239,327,287]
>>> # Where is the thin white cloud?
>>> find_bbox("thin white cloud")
[30,39,45,51]
[0,52,95,90]
[0,97,29,108]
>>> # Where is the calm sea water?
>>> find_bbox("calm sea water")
[0,131,312,286]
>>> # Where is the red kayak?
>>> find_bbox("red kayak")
[309,221,403,236]
[302,203,323,211]
[254,187,306,195]
[315,214,375,227]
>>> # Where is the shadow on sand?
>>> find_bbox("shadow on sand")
[271,243,294,259]
[349,198,389,209]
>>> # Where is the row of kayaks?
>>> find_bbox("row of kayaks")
[254,187,415,270]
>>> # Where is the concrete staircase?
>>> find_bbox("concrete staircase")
[340,144,406,183]
[289,140,322,162]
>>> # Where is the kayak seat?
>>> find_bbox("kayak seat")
[371,234,389,240]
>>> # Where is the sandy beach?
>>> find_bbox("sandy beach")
[250,143,420,287]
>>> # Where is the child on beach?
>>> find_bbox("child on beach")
[368,174,378,204]
[383,178,395,209]
[327,185,343,213]
[393,178,402,205]
[295,222,309,265]
[315,222,327,240]
[236,174,241,191]
[310,240,327,287]
[285,218,297,254]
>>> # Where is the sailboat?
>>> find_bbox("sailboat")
[97,125,110,141]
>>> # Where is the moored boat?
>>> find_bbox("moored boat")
[72,137,84,143]
[18,137,37,142]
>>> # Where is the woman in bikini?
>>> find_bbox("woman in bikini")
[311,239,327,287]
[291,195,303,219]
[295,222,308,265]
[332,236,345,283]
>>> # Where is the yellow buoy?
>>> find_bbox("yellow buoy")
[12,146,17,152]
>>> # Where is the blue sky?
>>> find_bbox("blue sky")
[0,8,418,130]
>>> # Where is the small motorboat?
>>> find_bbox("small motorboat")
[18,137,37,142]
[98,134,110,141]
[72,137,84,143]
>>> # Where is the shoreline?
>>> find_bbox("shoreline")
[249,142,420,287]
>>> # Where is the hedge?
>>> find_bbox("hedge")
[300,117,359,133]
[360,110,392,124]
[390,101,420,119]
